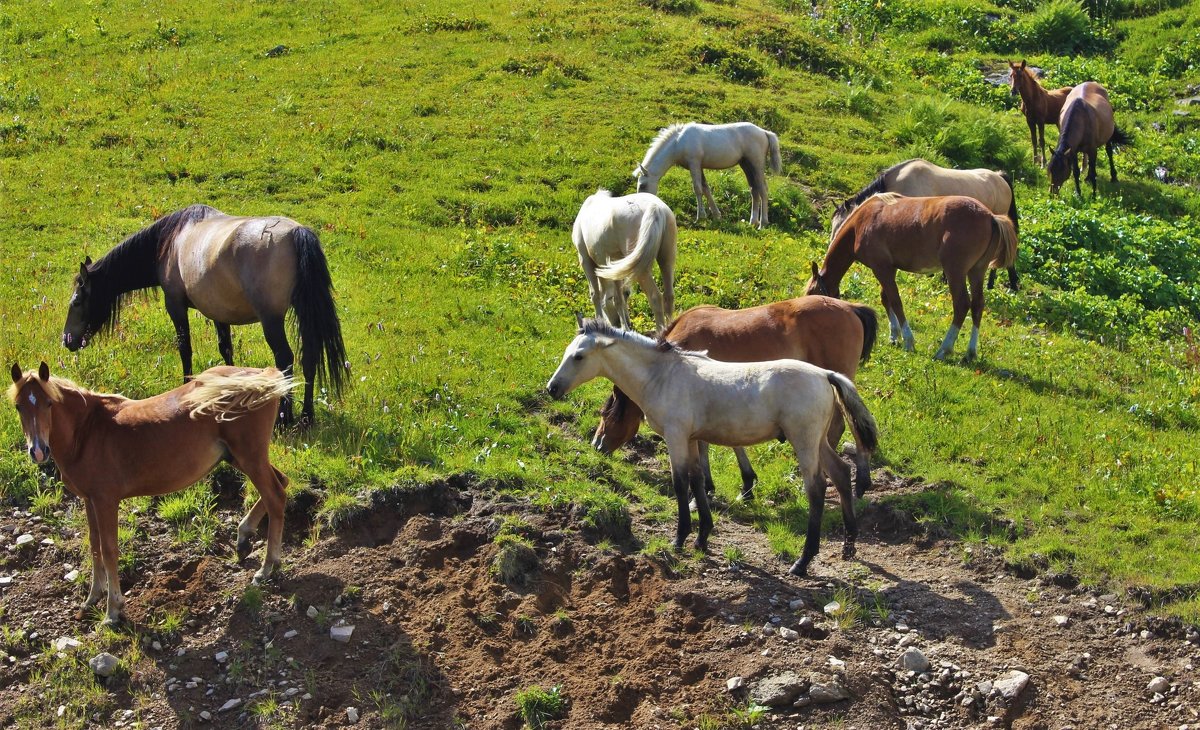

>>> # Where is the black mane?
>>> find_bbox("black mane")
[833,159,914,218]
[83,204,218,333]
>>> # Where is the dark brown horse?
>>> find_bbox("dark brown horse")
[1009,60,1072,165]
[62,204,347,426]
[1048,82,1129,197]
[806,194,1017,361]
[593,296,877,499]
[8,363,291,625]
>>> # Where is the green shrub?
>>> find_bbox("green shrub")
[1015,0,1113,55]
[891,99,1027,173]
[514,684,567,729]
[738,23,850,78]
[641,0,700,14]
[688,42,767,85]
[492,533,539,587]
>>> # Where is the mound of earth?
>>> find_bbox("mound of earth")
[0,471,1196,729]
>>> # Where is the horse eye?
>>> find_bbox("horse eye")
[573,353,583,362]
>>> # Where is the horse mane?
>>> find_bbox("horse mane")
[869,192,904,206]
[84,204,219,333]
[1053,99,1090,155]
[6,372,106,405]
[577,317,688,354]
[637,123,687,169]
[833,159,913,218]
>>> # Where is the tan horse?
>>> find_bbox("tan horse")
[63,204,346,426]
[807,194,1017,361]
[8,363,291,625]
[830,158,1021,290]
[1048,82,1129,197]
[592,296,877,498]
[1008,60,1072,165]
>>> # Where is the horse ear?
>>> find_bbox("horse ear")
[574,312,584,330]
[10,364,21,384]
[37,362,49,382]
[1020,60,1026,69]
[84,255,92,266]
[79,261,90,279]
[811,262,821,280]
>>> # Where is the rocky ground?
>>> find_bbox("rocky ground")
[0,464,1196,729]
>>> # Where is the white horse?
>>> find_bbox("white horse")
[633,122,782,229]
[573,189,677,332]
[546,316,879,577]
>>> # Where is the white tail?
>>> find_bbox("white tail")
[595,203,668,282]
[767,130,782,174]
[184,369,296,421]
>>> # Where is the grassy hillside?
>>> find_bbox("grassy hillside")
[1,0,1199,641]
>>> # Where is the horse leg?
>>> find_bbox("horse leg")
[701,172,722,220]
[878,269,913,351]
[165,296,193,382]
[233,454,288,582]
[787,438,826,577]
[261,316,296,426]
[215,322,234,366]
[665,435,694,550]
[934,271,969,361]
[966,268,986,361]
[78,497,107,619]
[739,159,765,228]
[94,498,125,626]
[881,287,902,345]
[734,448,757,501]
[820,442,857,561]
[1028,120,1040,165]
[1087,149,1099,196]
[1071,154,1082,197]
[1107,140,1118,183]
[688,441,714,551]
[688,165,707,221]
[697,441,716,497]
[612,280,632,330]
[635,271,667,332]
[579,256,606,322]
[657,231,675,323]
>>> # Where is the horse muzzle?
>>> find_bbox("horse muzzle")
[62,332,87,351]
[545,381,564,400]
[28,442,50,464]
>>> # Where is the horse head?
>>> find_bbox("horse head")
[592,387,639,454]
[63,256,101,351]
[633,163,658,194]
[8,362,55,464]
[1007,60,1027,97]
[1047,150,1070,195]
[805,262,836,298]
[546,317,616,400]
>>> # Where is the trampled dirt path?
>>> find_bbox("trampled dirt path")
[0,466,1196,729]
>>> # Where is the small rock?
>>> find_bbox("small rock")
[794,695,812,707]
[89,652,119,677]
[1148,676,1170,694]
[761,624,777,636]
[347,707,359,723]
[151,641,162,652]
[789,598,805,611]
[64,569,79,582]
[53,637,81,652]
[306,605,319,619]
[214,651,229,663]
[780,627,799,641]
[994,670,1030,700]
[900,649,930,673]
[809,679,850,703]
[895,622,910,633]
[199,711,212,722]
[330,625,355,643]
[284,629,298,639]
[750,671,805,707]
[218,698,242,713]
[797,616,814,631]
[727,676,744,692]
[0,576,12,585]
[14,534,33,546]
[824,601,841,615]
[1053,615,1069,627]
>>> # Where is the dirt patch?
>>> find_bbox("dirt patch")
[0,472,1196,729]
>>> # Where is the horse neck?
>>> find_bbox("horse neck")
[1018,72,1051,115]
[596,340,675,418]
[46,389,105,468]
[1055,103,1086,154]
[820,225,858,290]
[642,135,678,179]
[92,234,165,301]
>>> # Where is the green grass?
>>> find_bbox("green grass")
[0,0,1196,661]
[514,684,567,729]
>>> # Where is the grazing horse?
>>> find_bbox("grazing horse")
[8,363,291,625]
[62,204,346,426]
[574,189,677,331]
[547,317,879,577]
[830,159,1021,291]
[1008,60,1072,165]
[634,122,782,229]
[806,194,1018,361]
[1048,82,1128,197]
[591,296,878,499]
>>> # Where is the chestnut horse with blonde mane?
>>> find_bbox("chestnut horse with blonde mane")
[807,194,1017,361]
[592,296,877,499]
[1008,60,1072,165]
[8,363,291,626]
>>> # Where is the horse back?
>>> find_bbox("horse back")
[891,161,1010,215]
[856,196,991,273]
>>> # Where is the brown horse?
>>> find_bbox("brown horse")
[1008,60,1072,165]
[8,363,291,626]
[1048,82,1129,197]
[830,158,1021,291]
[806,194,1017,361]
[592,296,877,498]
[62,204,346,426]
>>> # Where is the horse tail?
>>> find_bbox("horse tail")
[595,204,666,281]
[1001,170,1019,238]
[184,368,296,421]
[849,304,878,364]
[291,226,348,398]
[766,130,782,174]
[989,215,1019,269]
[1110,125,1131,146]
[826,371,879,459]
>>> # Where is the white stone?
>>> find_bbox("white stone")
[900,649,930,672]
[1148,676,1170,694]
[152,641,162,651]
[330,625,355,643]
[214,651,229,663]
[306,605,319,619]
[809,680,850,703]
[823,601,841,615]
[53,637,81,652]
[64,570,79,582]
[994,670,1030,700]
[761,624,777,636]
[218,698,242,713]
[727,676,744,691]
[780,627,800,641]
[0,576,12,585]
[198,711,211,722]
[1053,615,1069,627]
[346,707,359,723]
[895,622,910,632]
[89,652,119,677]
[284,629,298,639]
[14,534,33,546]
[788,599,805,611]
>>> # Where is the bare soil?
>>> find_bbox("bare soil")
[0,467,1196,729]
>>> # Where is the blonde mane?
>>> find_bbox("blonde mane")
[6,373,89,405]
[869,192,904,206]
[636,123,687,171]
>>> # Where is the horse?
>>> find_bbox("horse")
[1048,82,1129,197]
[806,193,1018,361]
[633,122,782,229]
[547,317,879,577]
[573,190,677,332]
[62,204,346,427]
[8,362,291,626]
[1008,60,1072,166]
[830,159,1021,291]
[591,296,878,500]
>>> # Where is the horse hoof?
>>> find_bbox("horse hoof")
[842,544,857,560]
[236,538,252,562]
[788,560,809,577]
